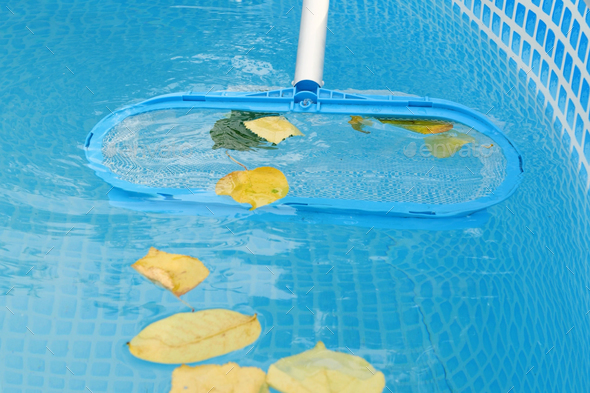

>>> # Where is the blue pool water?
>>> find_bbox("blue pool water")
[1,0,590,392]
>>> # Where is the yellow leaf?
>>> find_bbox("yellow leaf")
[424,132,475,158]
[244,116,304,144]
[128,309,261,364]
[131,247,209,297]
[170,362,269,393]
[266,342,386,393]
[379,118,453,134]
[216,166,289,210]
[348,116,373,134]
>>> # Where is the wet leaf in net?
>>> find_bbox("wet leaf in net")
[424,132,476,158]
[244,116,304,145]
[170,362,269,393]
[128,310,261,364]
[348,116,373,134]
[210,111,279,151]
[266,342,386,393]
[216,166,289,210]
[131,247,209,297]
[378,118,453,134]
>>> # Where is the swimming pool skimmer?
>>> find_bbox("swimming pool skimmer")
[85,0,523,219]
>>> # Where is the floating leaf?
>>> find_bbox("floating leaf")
[128,310,261,364]
[424,132,476,158]
[216,166,289,210]
[244,116,304,145]
[210,111,279,151]
[266,342,386,393]
[131,247,209,298]
[348,116,373,134]
[379,118,453,134]
[170,362,269,393]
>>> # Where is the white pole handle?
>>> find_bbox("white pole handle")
[293,0,330,91]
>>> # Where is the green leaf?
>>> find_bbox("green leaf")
[210,111,279,151]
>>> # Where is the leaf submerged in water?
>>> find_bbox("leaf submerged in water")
[348,115,373,134]
[424,132,476,158]
[266,341,386,393]
[127,309,261,364]
[244,116,304,145]
[216,166,289,210]
[131,247,210,298]
[378,118,453,134]
[210,111,279,151]
[170,363,269,393]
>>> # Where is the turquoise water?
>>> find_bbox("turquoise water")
[1,0,590,392]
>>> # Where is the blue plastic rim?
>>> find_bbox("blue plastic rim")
[85,87,524,219]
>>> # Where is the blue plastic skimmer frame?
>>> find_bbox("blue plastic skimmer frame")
[84,0,523,219]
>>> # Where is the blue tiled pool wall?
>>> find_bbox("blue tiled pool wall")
[447,0,590,190]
